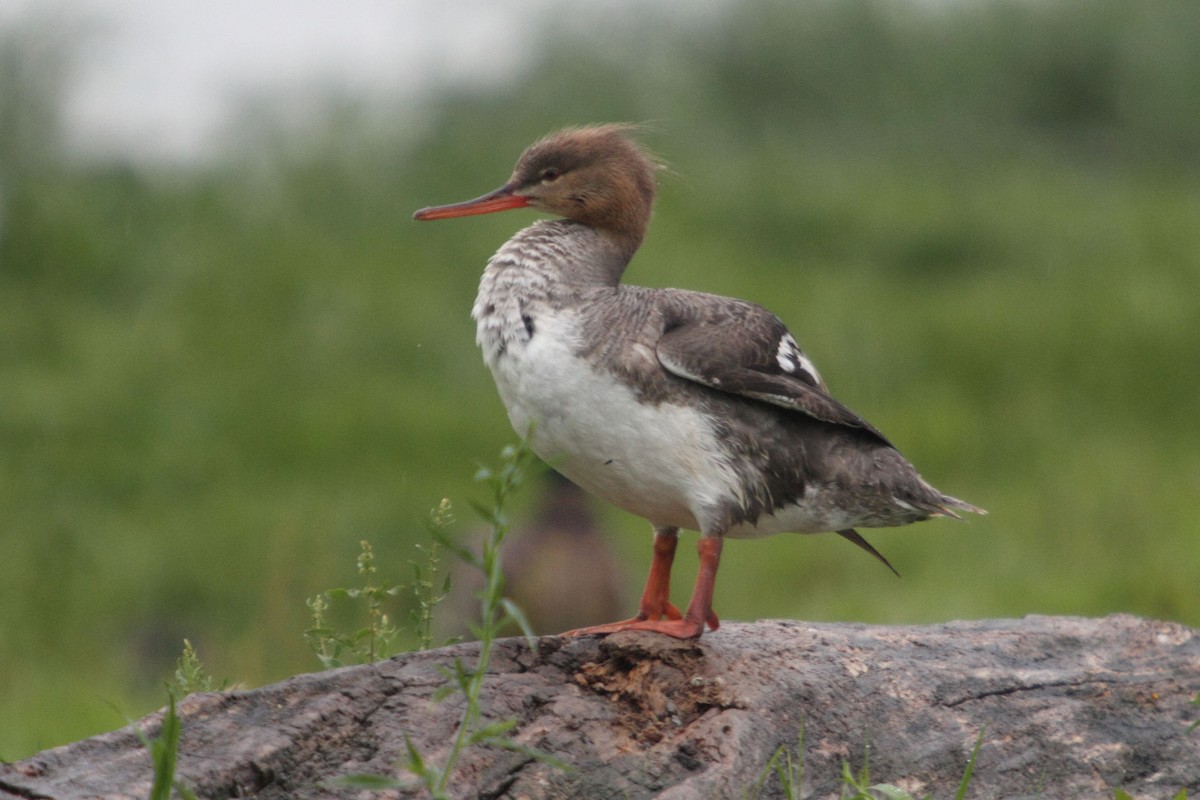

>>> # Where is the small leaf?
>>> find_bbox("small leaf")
[431,684,457,703]
[955,729,985,800]
[404,734,426,774]
[468,718,519,744]
[501,598,537,645]
[147,693,182,800]
[304,626,336,637]
[468,498,499,526]
[488,738,573,771]
[330,773,407,789]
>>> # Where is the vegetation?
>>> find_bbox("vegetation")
[835,732,983,800]
[744,729,984,799]
[134,692,198,800]
[332,440,565,796]
[305,539,403,669]
[747,730,805,800]
[169,639,217,696]
[2,0,1198,758]
[304,499,454,668]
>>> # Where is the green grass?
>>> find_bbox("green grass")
[747,729,805,800]
[3,0,1199,758]
[330,440,565,796]
[835,733,983,800]
[744,729,984,800]
[134,692,198,800]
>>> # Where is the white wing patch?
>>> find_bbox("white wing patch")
[775,333,822,386]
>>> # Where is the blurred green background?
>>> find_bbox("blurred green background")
[2,0,1198,758]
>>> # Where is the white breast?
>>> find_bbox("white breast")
[480,307,746,533]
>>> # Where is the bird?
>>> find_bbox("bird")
[413,124,983,639]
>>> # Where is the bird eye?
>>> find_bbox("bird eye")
[540,167,562,183]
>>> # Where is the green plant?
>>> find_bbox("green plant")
[333,439,565,796]
[747,727,805,799]
[129,641,226,799]
[305,539,402,668]
[836,730,983,800]
[305,499,458,669]
[1188,692,1199,733]
[953,731,983,800]
[170,639,214,696]
[411,498,456,651]
[135,692,198,800]
[838,745,885,800]
[1114,791,1187,800]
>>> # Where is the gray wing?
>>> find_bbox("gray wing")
[655,299,893,447]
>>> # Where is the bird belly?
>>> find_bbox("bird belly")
[724,489,867,538]
[724,477,937,538]
[482,313,739,532]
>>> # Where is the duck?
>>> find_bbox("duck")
[413,124,983,639]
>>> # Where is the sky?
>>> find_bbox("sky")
[2,0,568,161]
[4,0,724,163]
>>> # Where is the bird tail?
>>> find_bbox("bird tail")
[931,493,987,520]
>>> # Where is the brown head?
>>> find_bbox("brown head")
[413,124,660,255]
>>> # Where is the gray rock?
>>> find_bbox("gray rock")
[2,614,1197,799]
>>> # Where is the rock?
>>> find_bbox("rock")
[2,614,1197,799]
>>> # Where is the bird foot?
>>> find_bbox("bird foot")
[561,608,719,639]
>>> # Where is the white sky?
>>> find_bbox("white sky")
[1,0,581,161]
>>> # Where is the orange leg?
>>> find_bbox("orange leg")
[563,531,722,640]
[636,526,685,622]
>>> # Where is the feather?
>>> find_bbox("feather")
[836,529,900,578]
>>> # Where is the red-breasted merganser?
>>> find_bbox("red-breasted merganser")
[413,124,983,639]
